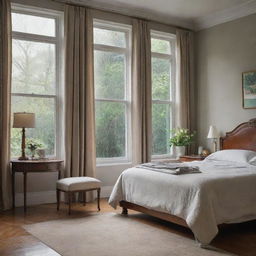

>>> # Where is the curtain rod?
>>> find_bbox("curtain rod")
[51,0,192,32]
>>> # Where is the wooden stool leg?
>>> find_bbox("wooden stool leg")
[56,189,60,211]
[68,192,72,215]
[83,191,86,206]
[97,188,101,211]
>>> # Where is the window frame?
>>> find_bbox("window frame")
[11,4,64,158]
[151,30,176,159]
[93,19,132,165]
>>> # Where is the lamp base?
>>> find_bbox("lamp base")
[19,127,29,161]
[18,156,29,161]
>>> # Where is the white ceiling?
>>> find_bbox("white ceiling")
[75,0,256,30]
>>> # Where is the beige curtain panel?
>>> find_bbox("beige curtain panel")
[176,29,195,153]
[0,0,12,210]
[132,19,152,163]
[64,5,96,187]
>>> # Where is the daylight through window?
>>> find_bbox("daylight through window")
[151,31,176,157]
[11,7,63,158]
[93,20,131,163]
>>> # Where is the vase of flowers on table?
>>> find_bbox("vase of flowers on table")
[26,139,44,159]
[169,128,195,158]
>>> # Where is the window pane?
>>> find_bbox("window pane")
[152,103,171,155]
[151,38,171,54]
[95,101,126,158]
[94,27,126,48]
[94,50,125,100]
[11,96,56,157]
[12,39,56,95]
[12,12,55,37]
[152,57,171,100]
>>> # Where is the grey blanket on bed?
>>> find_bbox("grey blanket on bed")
[137,162,201,175]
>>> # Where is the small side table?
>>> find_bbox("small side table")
[11,159,63,212]
[179,155,205,162]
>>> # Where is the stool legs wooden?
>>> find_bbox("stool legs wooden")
[68,192,72,215]
[97,188,101,211]
[56,188,101,214]
[83,191,86,206]
[56,189,60,211]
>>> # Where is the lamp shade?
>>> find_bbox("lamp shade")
[13,112,35,128]
[207,125,219,139]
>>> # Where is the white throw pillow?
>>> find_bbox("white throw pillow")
[205,149,256,164]
[250,156,256,166]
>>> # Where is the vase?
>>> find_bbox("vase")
[175,146,186,158]
[30,149,36,159]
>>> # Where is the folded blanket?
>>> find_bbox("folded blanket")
[137,162,201,175]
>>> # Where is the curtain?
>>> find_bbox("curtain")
[176,29,195,153]
[0,0,12,210]
[132,19,152,163]
[64,5,96,195]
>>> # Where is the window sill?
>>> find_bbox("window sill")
[96,161,132,167]
[152,154,176,160]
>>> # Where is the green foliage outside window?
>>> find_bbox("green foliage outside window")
[11,22,175,159]
[11,40,56,158]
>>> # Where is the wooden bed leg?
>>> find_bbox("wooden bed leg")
[122,207,128,215]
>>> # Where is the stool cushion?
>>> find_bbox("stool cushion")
[57,177,101,191]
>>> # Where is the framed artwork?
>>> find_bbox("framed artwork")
[242,70,256,109]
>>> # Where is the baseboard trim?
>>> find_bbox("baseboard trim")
[100,186,113,198]
[15,186,113,207]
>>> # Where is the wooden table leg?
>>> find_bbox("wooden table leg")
[58,170,61,180]
[12,170,15,209]
[68,192,72,215]
[57,189,60,211]
[23,172,27,213]
[97,188,101,211]
[83,191,86,206]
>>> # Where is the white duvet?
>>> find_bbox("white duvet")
[109,159,256,244]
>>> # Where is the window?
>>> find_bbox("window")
[151,31,176,157]
[11,5,63,158]
[93,20,131,163]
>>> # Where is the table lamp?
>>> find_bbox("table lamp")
[13,112,35,160]
[207,125,219,152]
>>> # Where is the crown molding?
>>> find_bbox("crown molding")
[194,0,256,31]
[54,0,256,31]
[55,0,194,29]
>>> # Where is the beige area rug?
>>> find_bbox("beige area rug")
[24,213,234,256]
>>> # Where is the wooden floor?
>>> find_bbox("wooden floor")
[0,199,256,256]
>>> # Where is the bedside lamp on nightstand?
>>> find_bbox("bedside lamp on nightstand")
[13,112,35,160]
[207,125,219,152]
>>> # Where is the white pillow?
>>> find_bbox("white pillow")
[205,149,256,164]
[250,156,256,166]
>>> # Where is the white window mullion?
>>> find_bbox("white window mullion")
[94,44,127,54]
[12,32,57,44]
[151,52,172,60]
[12,93,56,98]
[95,98,127,104]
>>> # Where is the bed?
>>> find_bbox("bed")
[109,119,256,244]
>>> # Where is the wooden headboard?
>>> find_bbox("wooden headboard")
[220,119,256,152]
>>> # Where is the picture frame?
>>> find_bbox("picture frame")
[242,70,256,109]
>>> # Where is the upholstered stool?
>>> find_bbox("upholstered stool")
[56,177,101,214]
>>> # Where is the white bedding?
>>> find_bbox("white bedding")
[109,159,256,244]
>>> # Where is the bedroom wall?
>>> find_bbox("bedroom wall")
[195,14,256,152]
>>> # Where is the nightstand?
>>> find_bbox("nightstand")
[179,155,205,162]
